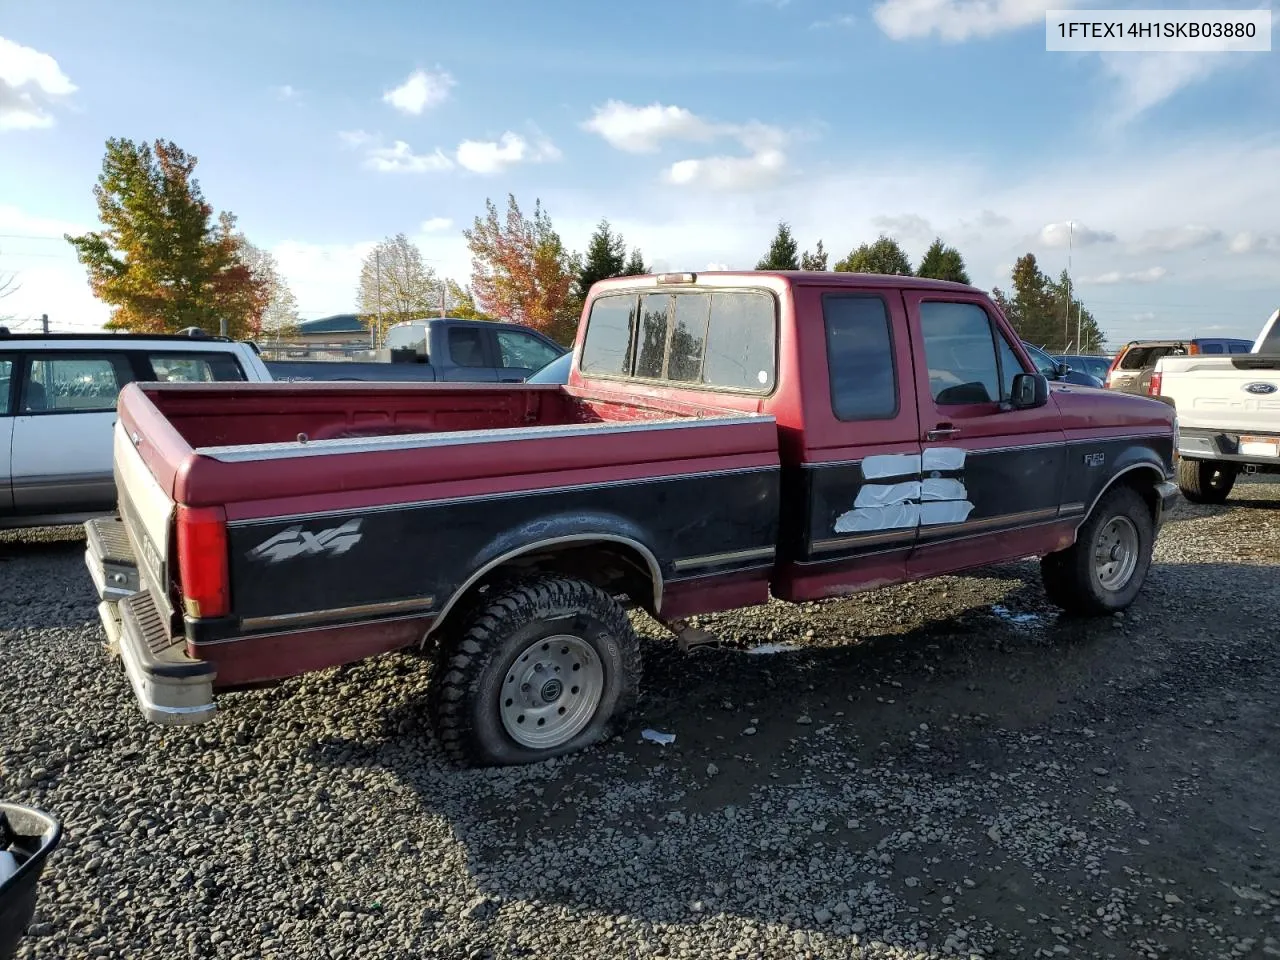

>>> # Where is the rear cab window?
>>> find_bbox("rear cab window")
[1119,345,1182,369]
[580,289,777,393]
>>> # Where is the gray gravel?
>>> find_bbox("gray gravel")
[2,480,1279,959]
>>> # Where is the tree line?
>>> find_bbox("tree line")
[753,221,1105,353]
[64,137,1104,354]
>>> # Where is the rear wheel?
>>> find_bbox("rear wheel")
[1041,486,1154,616]
[1176,457,1237,504]
[429,576,641,767]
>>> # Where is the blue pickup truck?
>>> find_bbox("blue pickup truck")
[265,318,568,383]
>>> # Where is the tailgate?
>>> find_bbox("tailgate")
[113,420,177,622]
[1162,357,1280,433]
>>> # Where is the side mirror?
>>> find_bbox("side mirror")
[1055,361,1072,378]
[1010,372,1050,410]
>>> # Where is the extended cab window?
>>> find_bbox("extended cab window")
[823,294,896,420]
[919,302,1008,405]
[21,354,130,414]
[148,352,246,382]
[448,328,488,368]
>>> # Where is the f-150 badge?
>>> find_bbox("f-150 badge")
[248,519,364,563]
[1083,452,1106,467]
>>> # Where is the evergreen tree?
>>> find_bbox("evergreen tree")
[623,248,647,275]
[916,237,971,284]
[756,220,800,270]
[995,254,1105,352]
[66,138,268,336]
[800,239,828,271]
[574,218,628,301]
[834,235,913,275]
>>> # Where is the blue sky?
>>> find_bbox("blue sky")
[1,0,1277,347]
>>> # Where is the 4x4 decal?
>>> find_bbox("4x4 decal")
[247,519,364,564]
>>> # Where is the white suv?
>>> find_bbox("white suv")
[0,330,271,529]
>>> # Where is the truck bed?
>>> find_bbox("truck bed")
[112,380,781,692]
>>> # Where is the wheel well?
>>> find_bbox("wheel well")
[1098,465,1164,523]
[425,539,660,641]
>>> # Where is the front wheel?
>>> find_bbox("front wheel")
[1041,486,1154,616]
[1177,458,1237,504]
[429,576,642,767]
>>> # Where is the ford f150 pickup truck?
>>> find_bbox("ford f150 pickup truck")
[85,270,1179,767]
[1149,308,1280,502]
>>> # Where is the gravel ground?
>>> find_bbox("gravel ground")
[2,479,1278,960]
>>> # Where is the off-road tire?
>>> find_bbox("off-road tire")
[1041,486,1154,616]
[1176,457,1237,505]
[429,576,641,767]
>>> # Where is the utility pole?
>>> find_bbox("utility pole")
[439,281,445,318]
[1063,220,1073,353]
[41,313,48,334]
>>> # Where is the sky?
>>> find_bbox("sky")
[1,0,1278,348]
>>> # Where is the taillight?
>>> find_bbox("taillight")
[176,505,229,619]
[1104,350,1122,387]
[1148,371,1162,396]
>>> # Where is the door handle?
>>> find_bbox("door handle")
[927,425,960,441]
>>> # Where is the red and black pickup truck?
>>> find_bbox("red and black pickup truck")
[86,271,1178,766]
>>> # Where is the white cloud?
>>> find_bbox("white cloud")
[455,132,560,174]
[1079,266,1167,285]
[1131,224,1222,253]
[871,0,1064,42]
[705,262,731,271]
[665,148,786,191]
[1039,221,1116,248]
[811,14,857,28]
[365,140,454,173]
[0,36,76,131]
[583,101,790,190]
[582,101,716,153]
[338,129,373,148]
[1100,52,1240,125]
[382,67,455,116]
[1228,231,1280,255]
[274,84,299,101]
[421,217,453,233]
[872,214,934,240]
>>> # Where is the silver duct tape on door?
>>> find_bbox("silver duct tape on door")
[834,447,974,533]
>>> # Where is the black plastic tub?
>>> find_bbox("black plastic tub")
[0,803,61,960]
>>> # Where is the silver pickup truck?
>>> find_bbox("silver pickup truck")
[1150,309,1280,502]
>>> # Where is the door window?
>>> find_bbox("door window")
[0,358,12,416]
[823,294,897,420]
[918,302,1009,405]
[448,328,488,368]
[21,354,129,414]
[494,330,561,371]
[147,352,246,382]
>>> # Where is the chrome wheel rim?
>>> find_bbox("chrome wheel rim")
[500,635,604,749]
[1093,516,1139,592]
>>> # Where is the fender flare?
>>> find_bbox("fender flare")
[426,530,664,638]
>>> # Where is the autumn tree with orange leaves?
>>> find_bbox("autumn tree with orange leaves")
[67,138,268,338]
[464,194,582,345]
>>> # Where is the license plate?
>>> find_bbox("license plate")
[1239,436,1280,459]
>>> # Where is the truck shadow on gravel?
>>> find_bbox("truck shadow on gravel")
[301,559,1280,958]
